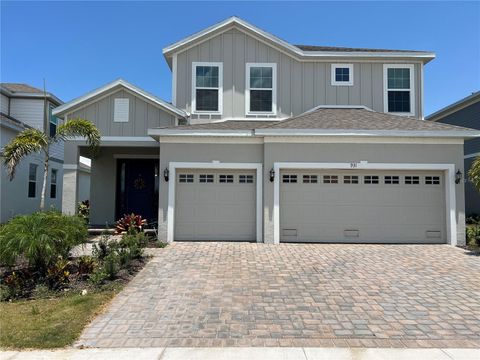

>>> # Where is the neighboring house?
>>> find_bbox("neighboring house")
[0,83,64,223]
[426,92,480,215]
[53,17,480,246]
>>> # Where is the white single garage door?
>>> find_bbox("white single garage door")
[175,169,256,241]
[280,170,446,243]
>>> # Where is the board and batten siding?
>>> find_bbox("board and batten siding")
[175,28,423,120]
[68,89,176,137]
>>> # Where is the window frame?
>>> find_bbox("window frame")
[383,64,415,116]
[192,62,223,115]
[49,103,58,137]
[331,64,354,86]
[50,169,58,198]
[179,174,194,183]
[219,174,234,183]
[28,163,38,198]
[245,63,277,116]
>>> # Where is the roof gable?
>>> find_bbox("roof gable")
[162,17,435,65]
[53,79,187,118]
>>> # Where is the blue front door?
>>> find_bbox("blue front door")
[116,159,158,223]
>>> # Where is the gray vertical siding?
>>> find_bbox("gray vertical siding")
[68,89,176,137]
[175,28,423,120]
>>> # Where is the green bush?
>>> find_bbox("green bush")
[0,211,88,274]
[467,224,480,248]
[103,253,119,280]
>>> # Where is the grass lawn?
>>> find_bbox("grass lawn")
[0,286,121,349]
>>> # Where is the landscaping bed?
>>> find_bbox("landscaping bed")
[0,211,163,349]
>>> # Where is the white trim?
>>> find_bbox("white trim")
[465,152,480,159]
[420,65,425,119]
[172,54,177,106]
[191,62,223,115]
[63,164,79,170]
[263,136,464,144]
[112,154,159,159]
[159,136,264,144]
[166,162,263,243]
[245,63,277,116]
[71,136,156,142]
[162,17,436,63]
[148,129,254,137]
[331,64,354,86]
[255,129,479,138]
[52,79,187,118]
[273,162,457,246]
[383,64,415,117]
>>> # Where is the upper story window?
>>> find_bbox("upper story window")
[246,63,277,115]
[331,64,353,86]
[384,64,414,116]
[114,98,130,122]
[49,104,57,137]
[192,62,223,114]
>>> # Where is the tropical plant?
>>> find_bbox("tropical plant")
[467,224,480,248]
[0,211,88,274]
[46,257,71,289]
[468,156,480,193]
[115,213,147,234]
[1,118,100,210]
[77,200,90,223]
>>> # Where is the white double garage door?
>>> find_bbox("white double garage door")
[175,169,446,243]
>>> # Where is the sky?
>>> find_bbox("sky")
[1,1,479,115]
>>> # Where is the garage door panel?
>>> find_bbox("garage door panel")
[175,169,256,241]
[280,170,446,243]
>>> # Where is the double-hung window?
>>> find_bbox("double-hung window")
[331,64,353,86]
[384,64,414,115]
[50,169,58,198]
[49,104,58,137]
[28,163,38,198]
[246,63,276,115]
[192,62,222,114]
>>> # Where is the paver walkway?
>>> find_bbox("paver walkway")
[78,243,480,348]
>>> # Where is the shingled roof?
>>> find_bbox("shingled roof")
[262,107,472,132]
[294,45,425,53]
[1,83,44,94]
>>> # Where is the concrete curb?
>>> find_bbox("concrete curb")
[2,347,479,359]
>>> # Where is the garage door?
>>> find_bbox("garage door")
[175,169,256,241]
[280,170,446,243]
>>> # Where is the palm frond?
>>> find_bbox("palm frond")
[56,118,101,147]
[1,128,48,180]
[468,156,480,192]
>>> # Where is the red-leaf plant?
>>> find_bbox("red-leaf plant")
[115,213,147,234]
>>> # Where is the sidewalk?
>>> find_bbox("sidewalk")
[2,347,479,360]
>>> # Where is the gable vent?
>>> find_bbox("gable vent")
[114,98,129,122]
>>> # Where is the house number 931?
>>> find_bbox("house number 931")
[350,162,359,168]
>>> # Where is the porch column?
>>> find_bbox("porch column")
[62,142,79,215]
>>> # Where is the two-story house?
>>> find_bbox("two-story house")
[0,83,64,222]
[53,17,479,245]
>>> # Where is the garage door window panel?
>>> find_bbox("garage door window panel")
[425,176,440,185]
[364,175,379,184]
[344,175,359,184]
[239,175,254,183]
[323,175,338,184]
[405,176,420,185]
[179,174,194,183]
[303,175,318,183]
[283,174,297,183]
[199,174,214,183]
[385,175,400,184]
[219,174,234,183]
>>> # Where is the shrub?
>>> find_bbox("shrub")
[115,213,146,234]
[0,211,88,274]
[103,253,119,280]
[77,256,96,276]
[77,200,90,223]
[119,233,144,260]
[45,257,71,289]
[467,224,480,248]
[92,232,113,260]
[88,268,108,285]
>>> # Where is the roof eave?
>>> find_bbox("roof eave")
[148,128,255,137]
[426,91,480,121]
[255,129,480,139]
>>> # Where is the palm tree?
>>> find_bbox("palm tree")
[1,118,100,210]
[468,156,480,192]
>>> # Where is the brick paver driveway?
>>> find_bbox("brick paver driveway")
[78,243,480,348]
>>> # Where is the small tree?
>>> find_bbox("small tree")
[2,118,100,210]
[468,156,480,193]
